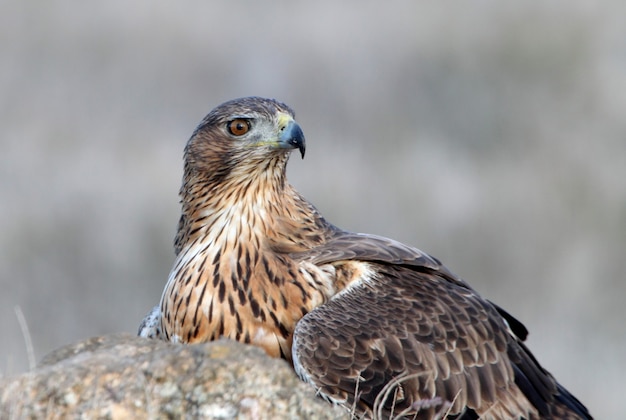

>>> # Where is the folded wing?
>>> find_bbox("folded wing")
[292,232,591,419]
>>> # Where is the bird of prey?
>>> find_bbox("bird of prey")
[139,97,592,419]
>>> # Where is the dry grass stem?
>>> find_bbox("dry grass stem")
[14,305,35,371]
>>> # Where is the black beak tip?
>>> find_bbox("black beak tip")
[287,122,306,159]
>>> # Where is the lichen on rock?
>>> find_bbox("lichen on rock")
[0,334,347,419]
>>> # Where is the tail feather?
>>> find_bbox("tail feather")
[552,382,593,420]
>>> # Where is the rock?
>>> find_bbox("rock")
[0,334,347,419]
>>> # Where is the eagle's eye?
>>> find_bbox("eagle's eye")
[227,119,251,136]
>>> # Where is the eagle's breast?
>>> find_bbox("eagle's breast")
[159,187,337,359]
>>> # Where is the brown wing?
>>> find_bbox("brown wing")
[293,230,447,272]
[291,229,481,295]
[291,233,591,419]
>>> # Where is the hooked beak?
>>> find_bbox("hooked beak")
[278,119,306,159]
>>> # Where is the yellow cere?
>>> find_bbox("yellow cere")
[276,112,294,131]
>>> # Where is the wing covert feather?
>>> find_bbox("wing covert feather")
[291,230,459,279]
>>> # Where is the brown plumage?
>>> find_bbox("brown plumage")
[139,97,592,419]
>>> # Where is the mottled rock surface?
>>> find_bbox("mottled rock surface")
[0,334,347,419]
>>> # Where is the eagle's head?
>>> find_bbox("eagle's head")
[183,97,305,185]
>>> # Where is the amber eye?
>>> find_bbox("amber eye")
[227,119,251,136]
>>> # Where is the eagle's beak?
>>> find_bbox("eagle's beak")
[278,119,306,159]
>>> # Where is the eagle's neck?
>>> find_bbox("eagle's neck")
[177,157,327,255]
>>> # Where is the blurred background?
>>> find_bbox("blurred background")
[1,1,623,417]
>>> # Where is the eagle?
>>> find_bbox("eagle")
[139,97,592,419]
